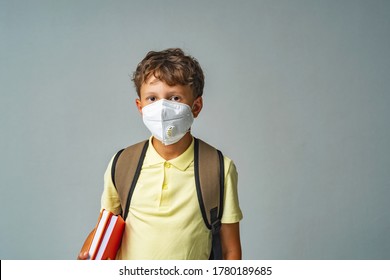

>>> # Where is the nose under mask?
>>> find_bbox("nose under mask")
[142,99,194,145]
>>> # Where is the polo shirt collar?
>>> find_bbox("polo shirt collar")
[143,137,194,171]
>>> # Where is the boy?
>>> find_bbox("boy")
[78,48,242,260]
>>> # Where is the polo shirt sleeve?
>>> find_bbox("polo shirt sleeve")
[221,157,243,224]
[100,155,122,215]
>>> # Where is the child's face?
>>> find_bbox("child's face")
[136,76,203,118]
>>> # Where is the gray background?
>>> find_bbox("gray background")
[1,0,389,260]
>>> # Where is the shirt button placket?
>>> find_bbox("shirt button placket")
[163,162,171,190]
[160,161,171,207]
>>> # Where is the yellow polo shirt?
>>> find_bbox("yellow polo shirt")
[100,137,243,260]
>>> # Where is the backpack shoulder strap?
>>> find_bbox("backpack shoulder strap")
[111,140,149,221]
[194,138,225,259]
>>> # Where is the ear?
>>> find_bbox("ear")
[135,98,143,115]
[192,96,203,118]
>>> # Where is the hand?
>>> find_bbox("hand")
[78,229,95,260]
[77,251,89,260]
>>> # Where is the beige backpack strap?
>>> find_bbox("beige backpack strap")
[111,140,149,221]
[194,138,224,259]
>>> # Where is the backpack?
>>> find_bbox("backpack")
[110,137,225,260]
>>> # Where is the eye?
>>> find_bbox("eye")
[170,96,181,102]
[146,96,157,102]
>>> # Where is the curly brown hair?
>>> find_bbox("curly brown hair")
[132,48,204,98]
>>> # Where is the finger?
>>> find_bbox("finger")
[77,251,89,260]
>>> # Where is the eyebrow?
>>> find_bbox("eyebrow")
[143,91,183,96]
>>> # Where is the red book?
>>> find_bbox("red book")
[88,209,125,260]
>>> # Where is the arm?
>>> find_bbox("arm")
[78,155,121,260]
[220,222,242,260]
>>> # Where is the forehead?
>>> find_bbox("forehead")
[145,75,163,85]
[141,76,193,95]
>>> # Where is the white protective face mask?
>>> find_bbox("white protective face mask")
[142,99,194,145]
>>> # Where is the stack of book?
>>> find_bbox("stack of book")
[87,209,125,260]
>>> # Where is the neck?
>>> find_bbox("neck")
[152,133,193,160]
